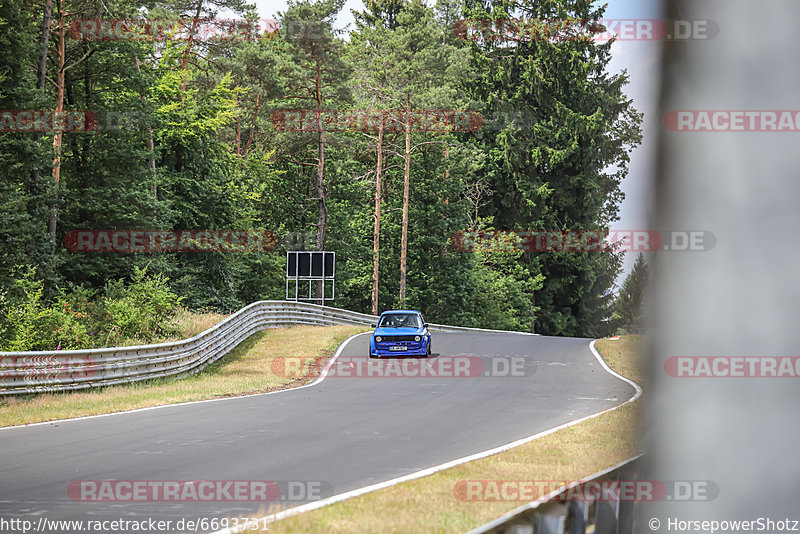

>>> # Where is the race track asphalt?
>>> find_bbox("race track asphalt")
[0,331,636,532]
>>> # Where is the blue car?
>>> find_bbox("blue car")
[369,310,432,358]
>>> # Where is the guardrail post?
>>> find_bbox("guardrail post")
[594,497,619,533]
[504,524,533,534]
[616,499,635,534]
[536,503,567,534]
[567,500,588,534]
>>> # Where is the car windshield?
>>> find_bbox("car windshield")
[378,314,422,328]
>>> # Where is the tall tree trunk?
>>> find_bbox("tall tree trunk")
[34,0,52,240]
[312,47,326,302]
[444,144,449,204]
[312,47,326,251]
[241,94,260,158]
[399,107,411,307]
[371,124,384,315]
[37,0,52,89]
[315,119,326,248]
[47,0,66,236]
[313,117,326,303]
[180,0,204,97]
[134,57,157,197]
[146,125,157,197]
[235,118,242,155]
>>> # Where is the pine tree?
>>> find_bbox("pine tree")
[614,253,649,333]
[465,0,642,336]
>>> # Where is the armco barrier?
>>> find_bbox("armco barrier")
[0,300,534,395]
[467,455,644,534]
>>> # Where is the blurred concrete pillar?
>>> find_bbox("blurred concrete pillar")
[643,0,800,529]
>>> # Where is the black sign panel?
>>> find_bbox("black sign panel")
[287,251,335,278]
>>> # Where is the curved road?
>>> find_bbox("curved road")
[0,331,635,531]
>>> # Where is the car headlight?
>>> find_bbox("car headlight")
[375,336,382,343]
[414,336,421,341]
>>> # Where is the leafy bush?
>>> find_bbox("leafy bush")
[1,267,55,351]
[101,266,184,342]
[0,266,183,351]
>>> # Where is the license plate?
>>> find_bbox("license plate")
[389,346,408,351]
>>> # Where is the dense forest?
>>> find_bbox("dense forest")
[0,0,642,349]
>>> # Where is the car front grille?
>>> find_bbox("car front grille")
[379,335,419,342]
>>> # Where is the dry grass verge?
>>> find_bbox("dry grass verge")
[0,324,366,428]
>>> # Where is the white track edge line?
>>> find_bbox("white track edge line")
[1,326,541,429]
[589,339,643,402]
[0,332,368,431]
[212,338,644,534]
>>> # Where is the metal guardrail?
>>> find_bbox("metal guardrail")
[468,455,644,534]
[0,300,532,395]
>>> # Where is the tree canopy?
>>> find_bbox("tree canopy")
[0,0,642,341]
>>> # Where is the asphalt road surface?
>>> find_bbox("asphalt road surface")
[0,331,636,532]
